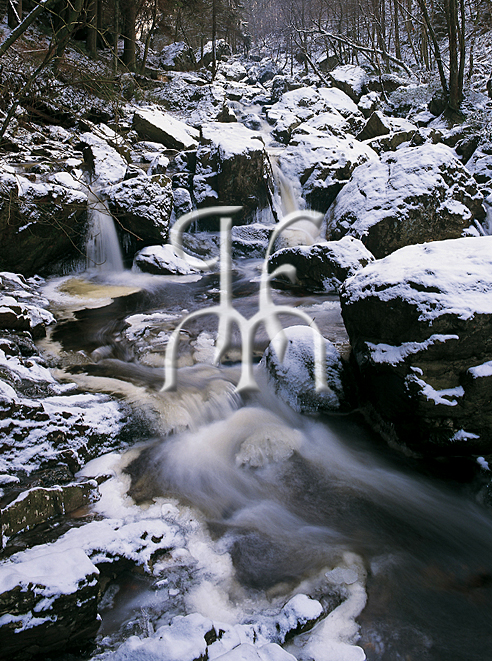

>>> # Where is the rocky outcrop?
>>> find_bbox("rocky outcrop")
[1,480,99,543]
[0,171,87,276]
[193,123,269,224]
[268,236,375,292]
[340,236,492,454]
[105,174,173,262]
[278,129,377,212]
[356,110,417,145]
[326,144,485,258]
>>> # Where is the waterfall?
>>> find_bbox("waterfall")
[86,191,124,272]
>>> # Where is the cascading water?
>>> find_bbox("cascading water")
[85,191,125,272]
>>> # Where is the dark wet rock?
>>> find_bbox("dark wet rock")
[268,236,375,293]
[356,110,417,143]
[1,480,99,544]
[455,134,481,164]
[0,547,100,660]
[0,172,87,276]
[231,222,274,258]
[326,144,485,258]
[340,236,492,454]
[270,76,289,104]
[366,73,410,94]
[428,90,448,116]
[466,142,492,185]
[173,187,193,218]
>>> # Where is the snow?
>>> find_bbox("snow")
[0,547,98,597]
[342,236,492,322]
[330,65,368,98]
[450,430,480,441]
[408,376,464,407]
[80,132,128,187]
[134,107,199,149]
[201,122,265,159]
[366,335,459,366]
[468,360,492,378]
[477,457,490,470]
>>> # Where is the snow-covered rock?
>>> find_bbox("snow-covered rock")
[0,272,55,338]
[79,131,128,187]
[268,236,375,293]
[218,61,248,82]
[466,141,492,186]
[329,64,368,102]
[326,143,485,258]
[278,129,377,212]
[341,236,492,453]
[356,110,417,142]
[0,545,100,658]
[193,123,269,223]
[134,244,208,275]
[133,107,200,150]
[358,91,381,118]
[160,41,196,71]
[261,326,348,413]
[105,174,173,260]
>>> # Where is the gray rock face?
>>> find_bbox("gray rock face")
[326,144,485,258]
[340,236,492,454]
[193,123,269,224]
[268,236,375,293]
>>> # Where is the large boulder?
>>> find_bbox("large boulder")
[326,144,485,258]
[133,108,200,150]
[329,64,368,102]
[78,131,128,187]
[105,174,173,263]
[193,123,270,224]
[278,129,377,212]
[268,236,375,293]
[0,171,87,276]
[340,236,492,454]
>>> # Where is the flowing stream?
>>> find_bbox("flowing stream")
[45,251,492,661]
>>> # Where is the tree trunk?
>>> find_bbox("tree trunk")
[211,0,217,79]
[122,0,136,71]
[8,0,22,28]
[86,0,97,59]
